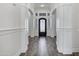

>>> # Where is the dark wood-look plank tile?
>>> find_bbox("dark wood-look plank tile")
[25,36,63,56]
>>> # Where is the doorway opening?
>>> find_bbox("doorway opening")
[39,18,47,37]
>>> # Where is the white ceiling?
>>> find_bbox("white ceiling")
[15,3,64,11]
[16,3,61,13]
[28,3,55,11]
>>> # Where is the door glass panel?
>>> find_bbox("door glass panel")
[40,19,45,32]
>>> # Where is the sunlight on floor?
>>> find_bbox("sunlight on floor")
[38,37,48,56]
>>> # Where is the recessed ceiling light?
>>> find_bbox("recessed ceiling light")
[40,4,45,7]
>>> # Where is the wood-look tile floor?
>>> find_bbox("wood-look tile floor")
[25,36,63,56]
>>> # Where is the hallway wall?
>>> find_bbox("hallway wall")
[0,3,22,56]
[20,6,29,53]
[51,9,56,37]
[28,12,34,37]
[72,4,79,52]
[56,3,79,54]
[56,4,72,54]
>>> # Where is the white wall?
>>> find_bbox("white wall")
[0,3,23,56]
[56,4,72,54]
[56,5,64,53]
[28,13,34,37]
[72,4,79,52]
[20,6,29,53]
[0,4,21,30]
[56,3,79,54]
[51,9,56,37]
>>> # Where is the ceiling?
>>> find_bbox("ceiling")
[15,3,64,11]
[27,3,55,12]
[16,3,62,14]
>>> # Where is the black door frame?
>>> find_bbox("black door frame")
[39,18,47,37]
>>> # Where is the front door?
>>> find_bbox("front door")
[39,18,47,37]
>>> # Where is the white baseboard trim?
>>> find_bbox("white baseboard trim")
[51,35,55,37]
[21,40,29,53]
[15,49,21,56]
[15,46,28,56]
[57,46,63,53]
[72,48,79,52]
[57,46,72,54]
[63,49,72,54]
[15,41,29,56]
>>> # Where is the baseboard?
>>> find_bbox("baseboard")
[28,35,38,38]
[63,49,72,54]
[19,44,29,56]
[72,48,79,52]
[57,46,63,53]
[15,49,22,56]
[51,36,54,37]
[57,46,72,54]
